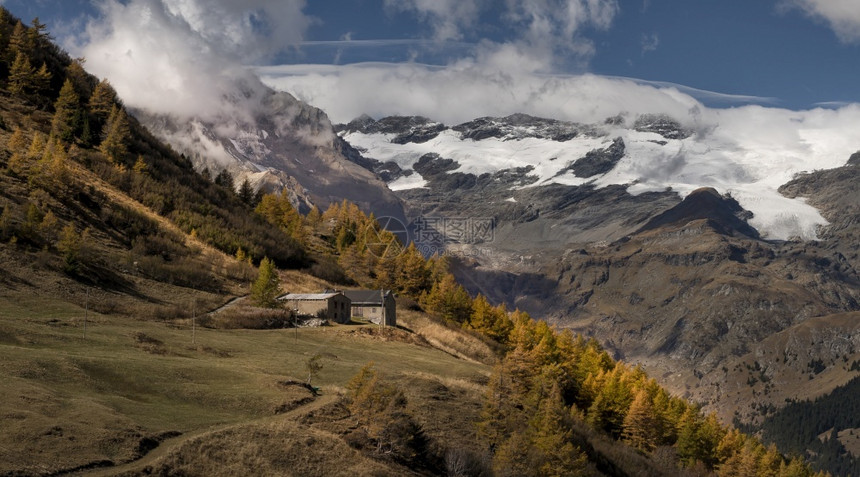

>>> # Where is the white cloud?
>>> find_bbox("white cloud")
[258,62,750,126]
[384,0,485,42]
[383,0,619,71]
[74,0,311,121]
[641,32,659,55]
[781,0,860,43]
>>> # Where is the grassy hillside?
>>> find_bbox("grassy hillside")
[0,286,492,475]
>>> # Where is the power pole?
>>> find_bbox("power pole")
[380,289,385,329]
[191,302,196,345]
[83,288,89,340]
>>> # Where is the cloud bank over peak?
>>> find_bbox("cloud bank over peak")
[75,0,311,121]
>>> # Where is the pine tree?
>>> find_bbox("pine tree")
[421,272,472,323]
[57,223,80,273]
[6,126,27,152]
[65,59,91,100]
[99,105,130,163]
[51,79,81,142]
[33,62,51,96]
[396,242,430,296]
[132,155,148,175]
[237,178,254,205]
[8,51,34,96]
[214,168,234,190]
[38,210,59,243]
[88,79,117,120]
[7,21,31,60]
[306,205,321,227]
[621,388,659,452]
[26,131,46,159]
[250,257,281,308]
[28,17,50,45]
[528,383,587,476]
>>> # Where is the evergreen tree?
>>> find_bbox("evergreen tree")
[250,257,281,308]
[99,105,130,163]
[6,126,27,152]
[7,21,31,60]
[237,178,254,205]
[214,168,234,191]
[622,388,659,452]
[132,155,148,175]
[28,17,50,45]
[8,51,34,96]
[88,79,117,120]
[33,62,51,96]
[468,294,513,343]
[396,242,430,296]
[421,272,472,323]
[306,205,321,227]
[65,59,91,100]
[51,78,81,142]
[26,131,46,159]
[57,223,80,273]
[528,383,587,476]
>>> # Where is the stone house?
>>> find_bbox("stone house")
[278,292,351,324]
[342,289,396,327]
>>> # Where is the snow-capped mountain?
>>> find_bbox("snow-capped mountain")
[339,112,854,241]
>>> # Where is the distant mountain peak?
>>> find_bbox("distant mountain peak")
[636,187,760,238]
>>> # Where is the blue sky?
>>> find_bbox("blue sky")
[2,0,859,123]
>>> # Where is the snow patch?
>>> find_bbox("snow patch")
[388,173,428,191]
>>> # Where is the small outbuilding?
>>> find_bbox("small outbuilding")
[342,289,396,327]
[278,292,351,324]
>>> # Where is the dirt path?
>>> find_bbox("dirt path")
[80,393,337,477]
[207,295,248,315]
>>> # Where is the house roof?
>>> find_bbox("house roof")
[278,293,343,301]
[341,290,392,305]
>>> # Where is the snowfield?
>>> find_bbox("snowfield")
[342,111,858,241]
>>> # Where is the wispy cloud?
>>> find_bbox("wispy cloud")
[780,0,860,43]
[383,0,485,42]
[640,32,659,55]
[381,0,620,73]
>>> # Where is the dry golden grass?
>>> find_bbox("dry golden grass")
[398,308,498,365]
[279,268,338,294]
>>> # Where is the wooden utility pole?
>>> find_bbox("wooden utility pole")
[293,299,298,344]
[191,302,196,345]
[380,289,385,329]
[83,288,89,340]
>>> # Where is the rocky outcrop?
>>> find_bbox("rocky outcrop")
[636,187,759,238]
[566,137,625,178]
[633,113,692,139]
[452,113,595,142]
